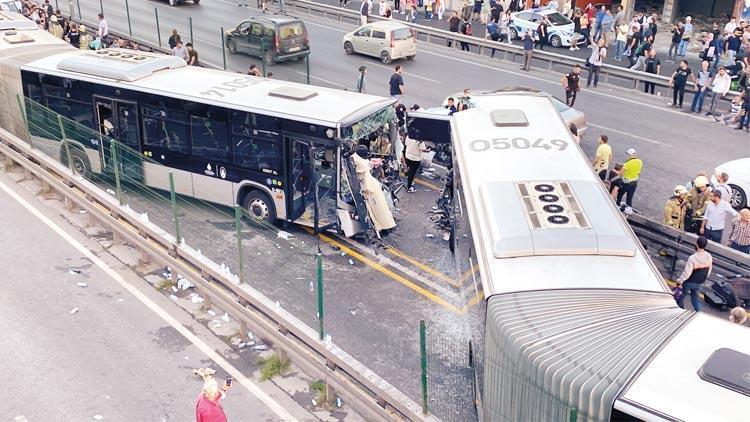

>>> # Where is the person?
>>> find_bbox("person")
[238,0,248,5]
[522,29,534,71]
[389,65,404,98]
[247,64,261,76]
[686,174,712,234]
[737,89,750,131]
[726,28,743,64]
[728,208,750,253]
[690,60,712,113]
[471,0,482,22]
[586,39,606,88]
[668,60,693,108]
[713,172,732,203]
[614,19,627,60]
[459,19,472,51]
[677,16,692,57]
[195,377,230,422]
[184,43,199,66]
[97,13,108,44]
[675,236,712,312]
[579,9,591,48]
[360,0,370,25]
[561,64,581,106]
[570,9,582,51]
[664,185,689,229]
[395,101,407,131]
[536,17,549,51]
[599,163,624,200]
[706,66,731,115]
[568,123,581,144]
[712,94,743,125]
[66,22,80,48]
[403,135,430,192]
[48,14,63,38]
[629,34,652,70]
[725,16,739,35]
[168,29,181,50]
[447,11,460,47]
[617,148,642,207]
[172,40,189,62]
[643,48,661,94]
[266,72,273,78]
[591,134,611,173]
[700,190,738,243]
[729,306,748,324]
[355,66,368,93]
[593,5,606,42]
[445,97,457,114]
[78,25,91,50]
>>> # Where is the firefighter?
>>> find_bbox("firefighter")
[664,185,689,229]
[686,175,712,234]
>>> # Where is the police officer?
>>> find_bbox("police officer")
[663,185,688,229]
[686,175,711,234]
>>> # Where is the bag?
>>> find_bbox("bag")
[635,42,645,55]
[466,24,473,36]
[672,285,683,302]
[709,280,740,308]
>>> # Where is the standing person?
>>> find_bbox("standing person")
[186,43,199,66]
[713,172,733,203]
[686,175,712,234]
[614,19,627,60]
[593,5,606,42]
[536,17,549,51]
[629,34,653,70]
[663,185,689,229]
[172,40,189,62]
[728,209,750,253]
[522,29,534,72]
[643,48,661,94]
[586,39,606,88]
[356,65,367,93]
[675,236,712,312]
[561,64,581,106]
[436,0,445,20]
[196,377,231,422]
[701,190,738,243]
[78,25,91,50]
[668,60,693,108]
[168,29,181,50]
[360,0,370,25]
[471,0,483,22]
[579,9,591,48]
[459,19,472,52]
[599,163,624,200]
[66,22,80,48]
[591,134,611,174]
[570,9,582,51]
[677,16,692,57]
[389,65,404,98]
[403,135,430,192]
[617,148,642,208]
[725,28,743,64]
[706,66,731,115]
[97,13,108,44]
[668,22,682,62]
[737,89,750,131]
[690,60,712,113]
[48,14,63,38]
[460,0,472,22]
[394,0,400,14]
[447,11,460,47]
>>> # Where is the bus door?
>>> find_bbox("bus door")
[94,96,143,182]
[288,138,337,232]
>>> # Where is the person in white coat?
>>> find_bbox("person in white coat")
[705,66,731,116]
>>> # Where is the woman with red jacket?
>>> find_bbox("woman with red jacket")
[196,377,231,422]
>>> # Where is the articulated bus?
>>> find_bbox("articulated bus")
[0,12,398,236]
[409,90,750,421]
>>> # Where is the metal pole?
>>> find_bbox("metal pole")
[125,0,133,36]
[55,0,59,11]
[169,171,181,243]
[305,54,310,85]
[15,94,32,149]
[316,253,324,340]
[57,115,74,173]
[110,141,123,205]
[68,0,74,19]
[569,407,578,422]
[420,320,428,415]
[155,7,162,47]
[261,38,267,77]
[220,26,227,71]
[234,206,245,283]
[99,0,103,15]
[76,0,81,19]
[189,17,194,46]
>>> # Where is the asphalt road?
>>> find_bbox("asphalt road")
[0,174,288,421]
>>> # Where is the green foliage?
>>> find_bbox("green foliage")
[259,353,290,381]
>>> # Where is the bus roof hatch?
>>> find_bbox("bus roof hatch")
[0,11,38,31]
[57,49,187,82]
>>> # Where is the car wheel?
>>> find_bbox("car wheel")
[380,51,391,64]
[509,27,518,40]
[242,190,277,224]
[344,41,354,55]
[729,183,747,209]
[406,55,415,60]
[227,39,237,54]
[263,50,275,66]
[550,35,562,48]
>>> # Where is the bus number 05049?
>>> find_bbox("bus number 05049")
[469,138,568,152]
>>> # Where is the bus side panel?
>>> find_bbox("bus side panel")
[143,161,193,196]
[192,172,234,207]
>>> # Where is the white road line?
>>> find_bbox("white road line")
[294,70,346,88]
[0,179,298,422]
[587,123,672,147]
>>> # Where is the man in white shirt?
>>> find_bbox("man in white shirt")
[713,172,733,203]
[724,17,738,35]
[706,66,731,115]
[701,190,738,243]
[97,13,108,43]
[402,135,430,193]
[171,40,189,62]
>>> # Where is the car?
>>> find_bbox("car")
[343,21,416,64]
[0,1,22,12]
[225,17,309,65]
[509,8,582,48]
[714,158,750,210]
[163,0,199,5]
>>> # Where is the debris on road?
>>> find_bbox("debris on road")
[76,282,88,288]
[425,233,435,238]
[190,293,204,304]
[221,313,230,323]
[68,269,81,275]
[69,307,79,314]
[277,230,294,240]
[177,278,194,291]
[169,294,178,301]
[207,309,217,317]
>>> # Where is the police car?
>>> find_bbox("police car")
[509,8,582,48]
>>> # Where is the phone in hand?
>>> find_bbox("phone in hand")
[225,375,233,387]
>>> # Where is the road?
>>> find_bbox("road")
[0,173,297,421]
[70,0,748,221]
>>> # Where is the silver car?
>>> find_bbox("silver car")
[343,21,416,64]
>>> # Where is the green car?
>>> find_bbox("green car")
[225,17,310,65]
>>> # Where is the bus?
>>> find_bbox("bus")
[409,90,750,421]
[0,13,399,237]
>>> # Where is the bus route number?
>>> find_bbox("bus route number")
[469,138,568,152]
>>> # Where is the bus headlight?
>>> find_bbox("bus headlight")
[326,129,335,138]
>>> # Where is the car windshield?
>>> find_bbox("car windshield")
[546,12,572,26]
[551,97,569,112]
[392,28,412,40]
[279,22,305,39]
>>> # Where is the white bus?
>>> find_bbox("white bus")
[410,90,750,421]
[0,14,399,236]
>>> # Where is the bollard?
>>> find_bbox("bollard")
[234,206,245,283]
[220,26,227,71]
[125,0,132,36]
[305,53,310,84]
[420,320,428,415]
[316,252,324,340]
[155,7,162,47]
[169,171,181,244]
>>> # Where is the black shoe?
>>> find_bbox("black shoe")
[735,126,744,130]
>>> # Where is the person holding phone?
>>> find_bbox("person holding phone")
[196,376,232,422]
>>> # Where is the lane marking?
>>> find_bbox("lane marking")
[366,61,440,83]
[587,123,672,147]
[293,71,346,88]
[382,245,458,287]
[414,177,442,191]
[0,179,298,422]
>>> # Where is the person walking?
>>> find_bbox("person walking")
[706,66,731,116]
[360,0,370,25]
[677,16,692,57]
[591,134,611,174]
[403,135,430,192]
[356,65,367,93]
[690,60,712,113]
[561,64,581,106]
[617,148,642,208]
[643,48,661,94]
[196,377,231,422]
[168,29,181,50]
[675,236,712,312]
[389,65,404,98]
[663,185,689,229]
[668,60,693,109]
[728,209,750,253]
[586,39,606,88]
[522,29,534,71]
[701,190,738,243]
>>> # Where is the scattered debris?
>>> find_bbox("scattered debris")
[193,367,216,380]
[106,189,116,196]
[221,313,230,323]
[253,344,269,351]
[336,397,342,408]
[309,280,314,292]
[92,416,103,421]
[76,282,88,288]
[443,232,451,241]
[169,294,178,301]
[348,259,355,266]
[349,308,357,315]
[431,206,438,210]
[117,299,124,302]
[78,209,87,214]
[69,307,79,314]
[177,278,194,291]
[340,252,347,257]
[68,269,81,275]
[277,230,294,240]
[171,285,179,293]
[207,310,217,317]
[190,294,204,304]
[425,233,435,238]
[330,245,341,251]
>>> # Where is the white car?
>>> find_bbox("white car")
[509,8,581,48]
[343,21,416,64]
[714,158,750,209]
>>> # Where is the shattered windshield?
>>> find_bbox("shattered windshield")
[340,107,396,142]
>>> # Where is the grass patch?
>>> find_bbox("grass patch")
[156,278,175,291]
[259,353,290,381]
[310,379,327,405]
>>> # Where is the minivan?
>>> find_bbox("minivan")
[225,17,310,65]
[343,21,416,64]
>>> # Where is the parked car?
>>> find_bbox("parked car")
[225,17,309,65]
[343,21,416,64]
[509,8,581,48]
[163,0,199,5]
[714,158,750,209]
[0,1,22,12]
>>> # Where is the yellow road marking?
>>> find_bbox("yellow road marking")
[415,178,442,191]
[464,291,485,310]
[383,245,460,287]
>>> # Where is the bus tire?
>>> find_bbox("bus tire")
[242,190,276,224]
[65,147,91,178]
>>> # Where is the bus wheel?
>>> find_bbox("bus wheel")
[242,190,276,224]
[64,148,91,178]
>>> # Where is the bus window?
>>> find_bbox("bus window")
[190,116,229,162]
[142,105,189,154]
[232,135,282,175]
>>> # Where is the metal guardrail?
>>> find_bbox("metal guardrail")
[0,127,436,422]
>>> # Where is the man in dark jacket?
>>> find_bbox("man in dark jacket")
[447,11,460,47]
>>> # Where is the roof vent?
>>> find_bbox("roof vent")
[698,348,750,397]
[57,49,186,82]
[268,86,318,101]
[3,31,34,44]
[517,181,590,230]
[490,109,528,127]
[0,11,38,31]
